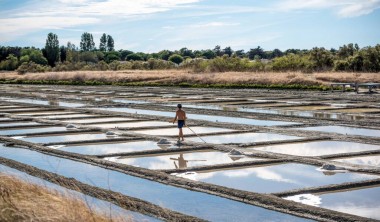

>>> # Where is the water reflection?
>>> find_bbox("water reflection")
[93,107,298,126]
[0,146,307,221]
[250,141,380,156]
[0,122,41,127]
[175,163,379,193]
[60,141,178,155]
[285,187,380,220]
[62,117,134,123]
[297,126,380,137]
[20,133,109,144]
[0,98,50,105]
[110,151,257,170]
[44,114,99,119]
[187,132,301,144]
[112,99,149,104]
[133,127,234,136]
[88,121,172,129]
[334,155,380,167]
[0,127,67,135]
[16,111,75,116]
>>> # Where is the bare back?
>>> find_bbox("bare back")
[176,109,186,120]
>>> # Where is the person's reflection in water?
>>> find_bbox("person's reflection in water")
[171,154,188,169]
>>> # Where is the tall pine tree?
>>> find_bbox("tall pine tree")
[106,35,114,51]
[44,33,60,66]
[80,32,95,51]
[99,33,107,52]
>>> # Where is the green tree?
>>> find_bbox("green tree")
[66,42,79,62]
[44,33,60,66]
[179,47,194,58]
[248,46,265,60]
[0,54,19,70]
[168,54,183,64]
[21,48,48,65]
[201,50,216,59]
[126,53,144,61]
[337,43,359,58]
[157,50,172,60]
[60,46,67,62]
[308,47,333,71]
[107,35,114,51]
[79,51,98,63]
[105,51,120,63]
[119,50,134,60]
[234,49,245,58]
[0,46,22,62]
[99,33,107,52]
[222,46,233,57]
[213,45,223,57]
[80,32,95,51]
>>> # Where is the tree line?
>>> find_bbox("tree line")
[0,32,379,73]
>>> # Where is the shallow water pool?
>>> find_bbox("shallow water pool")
[334,155,380,167]
[284,186,380,220]
[176,163,378,193]
[87,121,172,129]
[0,126,68,135]
[92,107,299,126]
[297,125,380,137]
[59,140,178,155]
[133,126,234,136]
[187,132,301,144]
[249,141,380,156]
[0,146,309,221]
[19,133,109,144]
[109,150,260,170]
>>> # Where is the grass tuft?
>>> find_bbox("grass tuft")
[0,173,131,222]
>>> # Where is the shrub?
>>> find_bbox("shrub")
[168,54,184,64]
[16,61,50,74]
[0,54,19,70]
[126,53,144,61]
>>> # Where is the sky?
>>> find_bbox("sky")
[0,0,379,52]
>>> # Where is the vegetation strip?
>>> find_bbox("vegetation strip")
[0,156,204,222]
[0,136,374,222]
[0,79,330,91]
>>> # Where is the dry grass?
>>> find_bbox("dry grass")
[1,70,379,86]
[0,173,131,222]
[314,72,379,83]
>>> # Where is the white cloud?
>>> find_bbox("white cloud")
[190,22,240,28]
[0,0,201,43]
[337,0,380,17]
[277,0,380,17]
[16,0,201,17]
[0,16,99,42]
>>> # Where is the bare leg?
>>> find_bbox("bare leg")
[179,128,184,141]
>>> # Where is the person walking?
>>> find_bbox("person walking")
[173,104,186,141]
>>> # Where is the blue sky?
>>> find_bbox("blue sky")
[0,0,379,52]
